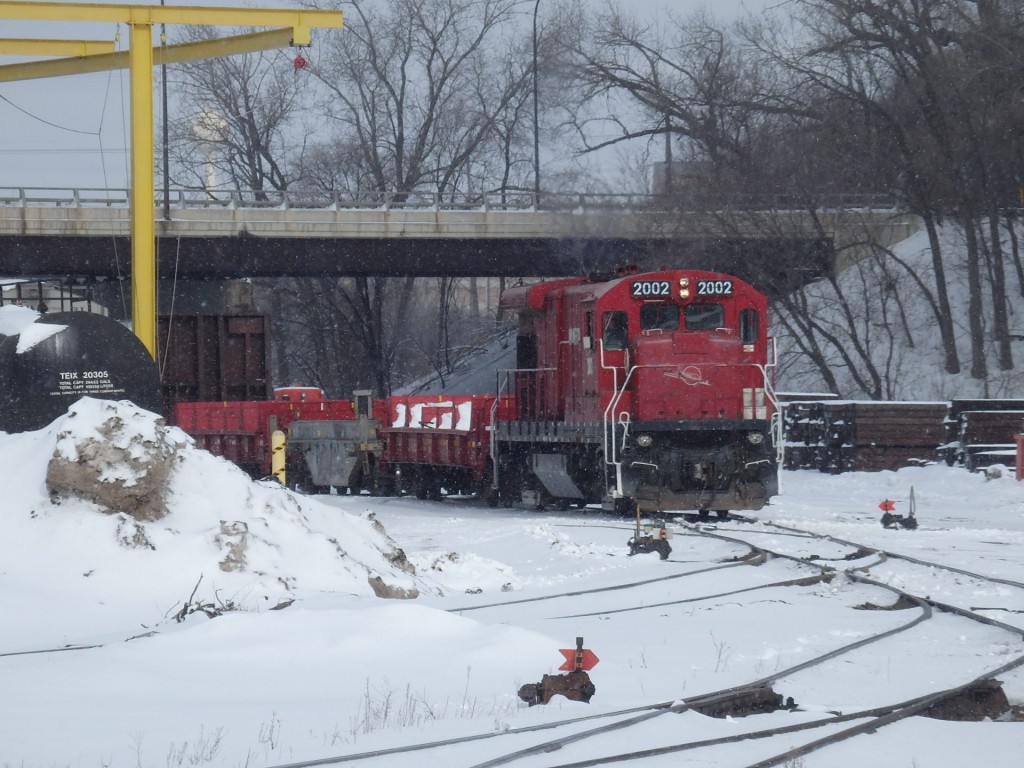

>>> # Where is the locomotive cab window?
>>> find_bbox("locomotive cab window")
[740,308,760,344]
[685,303,725,331]
[603,311,628,350]
[640,303,680,332]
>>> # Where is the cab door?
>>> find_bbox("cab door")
[563,295,587,421]
[579,302,599,420]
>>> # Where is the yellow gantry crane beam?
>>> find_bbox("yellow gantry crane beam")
[0,39,116,57]
[0,2,338,27]
[0,3,343,359]
[0,28,314,81]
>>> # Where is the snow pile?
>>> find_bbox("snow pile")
[0,399,561,767]
[46,398,186,521]
[1,398,433,649]
[15,318,67,352]
[0,302,38,337]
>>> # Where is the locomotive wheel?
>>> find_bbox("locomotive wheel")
[497,452,523,507]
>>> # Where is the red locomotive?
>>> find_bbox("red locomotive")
[492,268,779,513]
[173,268,780,515]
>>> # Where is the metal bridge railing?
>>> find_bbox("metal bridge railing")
[0,186,900,213]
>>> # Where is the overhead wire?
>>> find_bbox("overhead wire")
[97,25,130,320]
[158,17,182,376]
[0,28,130,316]
[0,93,101,136]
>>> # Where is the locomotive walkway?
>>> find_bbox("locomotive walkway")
[0,187,919,282]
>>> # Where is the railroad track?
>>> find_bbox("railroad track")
[262,505,1024,768]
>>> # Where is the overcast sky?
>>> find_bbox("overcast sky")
[0,0,781,190]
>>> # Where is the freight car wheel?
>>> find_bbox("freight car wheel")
[414,468,444,501]
[480,464,499,508]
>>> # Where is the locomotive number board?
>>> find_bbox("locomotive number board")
[631,279,734,298]
[631,280,671,297]
[696,279,733,296]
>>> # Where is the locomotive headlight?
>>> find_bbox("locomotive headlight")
[636,433,654,448]
[678,277,690,299]
[747,432,765,445]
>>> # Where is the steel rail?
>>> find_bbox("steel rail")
[260,536,935,768]
[764,519,1024,591]
[447,559,751,614]
[469,525,1024,768]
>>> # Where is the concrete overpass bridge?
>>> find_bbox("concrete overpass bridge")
[0,186,919,291]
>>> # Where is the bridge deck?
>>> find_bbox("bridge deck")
[0,188,917,281]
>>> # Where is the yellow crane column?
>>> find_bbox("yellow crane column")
[130,22,156,356]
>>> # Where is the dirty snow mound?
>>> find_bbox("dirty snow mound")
[1,398,435,646]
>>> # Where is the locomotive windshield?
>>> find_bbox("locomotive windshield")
[640,303,680,331]
[684,303,725,331]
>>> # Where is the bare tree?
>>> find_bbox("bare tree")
[280,0,537,394]
[166,25,313,197]
[305,0,532,199]
[561,5,770,185]
[736,3,962,377]
[782,0,1024,380]
[260,275,428,397]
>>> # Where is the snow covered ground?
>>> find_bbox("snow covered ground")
[2,401,1024,767]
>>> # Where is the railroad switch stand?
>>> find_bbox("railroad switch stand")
[628,514,672,560]
[518,637,599,706]
[879,487,918,530]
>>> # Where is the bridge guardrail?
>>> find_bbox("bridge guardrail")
[0,187,900,213]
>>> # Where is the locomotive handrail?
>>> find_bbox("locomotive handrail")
[598,339,624,497]
[489,370,515,494]
[760,335,785,492]
[602,358,640,502]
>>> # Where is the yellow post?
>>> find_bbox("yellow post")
[129,22,157,358]
[271,429,287,485]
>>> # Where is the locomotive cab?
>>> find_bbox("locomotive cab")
[616,275,779,512]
